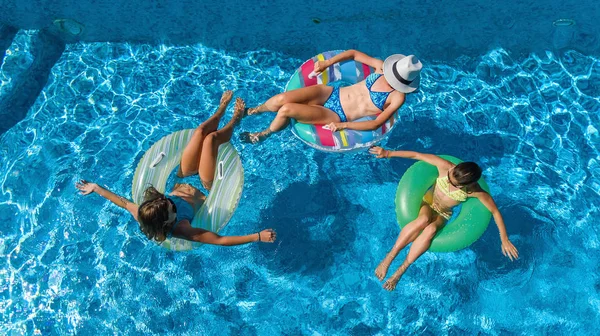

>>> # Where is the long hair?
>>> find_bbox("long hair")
[137,186,175,242]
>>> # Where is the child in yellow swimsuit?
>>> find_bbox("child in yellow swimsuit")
[369,146,519,291]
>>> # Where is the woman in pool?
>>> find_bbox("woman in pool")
[241,49,422,143]
[77,91,276,245]
[369,146,518,291]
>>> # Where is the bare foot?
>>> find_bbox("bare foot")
[240,130,272,144]
[383,275,402,291]
[375,256,392,281]
[220,90,233,107]
[212,98,244,143]
[232,98,245,122]
[245,104,266,116]
[198,92,232,135]
[383,262,410,291]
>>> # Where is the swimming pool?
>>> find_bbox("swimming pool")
[1,31,599,334]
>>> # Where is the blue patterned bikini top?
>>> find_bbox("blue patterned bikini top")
[365,73,393,111]
[168,196,195,236]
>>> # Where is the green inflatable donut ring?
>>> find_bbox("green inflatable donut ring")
[395,155,492,252]
[132,129,244,251]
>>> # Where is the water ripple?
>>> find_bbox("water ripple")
[0,44,599,334]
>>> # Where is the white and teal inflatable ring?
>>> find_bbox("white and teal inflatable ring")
[132,129,244,251]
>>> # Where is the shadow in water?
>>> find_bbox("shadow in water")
[0,29,65,135]
[470,205,546,292]
[256,180,363,279]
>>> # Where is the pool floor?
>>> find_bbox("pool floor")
[0,36,599,334]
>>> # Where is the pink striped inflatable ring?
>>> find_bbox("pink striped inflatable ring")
[285,50,400,153]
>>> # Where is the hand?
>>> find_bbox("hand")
[76,180,98,195]
[501,239,519,261]
[220,90,233,106]
[313,60,330,75]
[326,122,343,132]
[369,146,389,158]
[258,229,276,243]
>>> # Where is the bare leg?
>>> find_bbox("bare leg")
[179,91,233,177]
[246,85,333,115]
[383,217,446,291]
[375,203,433,280]
[241,103,340,144]
[198,98,244,190]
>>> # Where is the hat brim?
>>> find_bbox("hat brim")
[383,54,420,93]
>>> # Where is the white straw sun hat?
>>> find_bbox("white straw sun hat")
[383,54,422,93]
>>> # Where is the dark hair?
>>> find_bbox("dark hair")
[137,186,175,242]
[452,162,482,186]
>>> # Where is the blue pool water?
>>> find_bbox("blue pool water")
[1,32,600,334]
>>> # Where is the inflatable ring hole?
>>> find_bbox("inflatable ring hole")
[445,203,463,224]
[553,19,575,27]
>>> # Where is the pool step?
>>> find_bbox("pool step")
[0,29,65,135]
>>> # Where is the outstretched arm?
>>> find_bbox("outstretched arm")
[175,223,277,245]
[314,49,384,75]
[473,190,519,261]
[369,147,453,170]
[76,180,139,220]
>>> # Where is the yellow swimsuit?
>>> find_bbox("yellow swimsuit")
[423,176,468,220]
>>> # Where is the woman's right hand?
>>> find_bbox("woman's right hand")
[369,146,389,159]
[258,229,277,243]
[76,180,98,195]
[313,60,330,75]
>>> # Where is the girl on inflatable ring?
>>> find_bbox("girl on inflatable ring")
[77,92,276,246]
[370,146,519,291]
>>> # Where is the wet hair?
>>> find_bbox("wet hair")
[137,186,175,242]
[451,162,482,186]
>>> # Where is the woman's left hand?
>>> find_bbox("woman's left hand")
[313,60,330,75]
[326,122,343,132]
[501,239,519,261]
[76,180,98,195]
